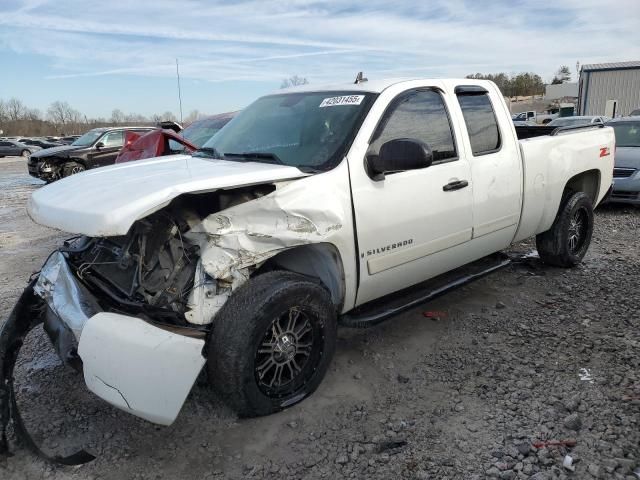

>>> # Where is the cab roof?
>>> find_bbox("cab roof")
[274,78,492,95]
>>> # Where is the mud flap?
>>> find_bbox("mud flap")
[0,280,95,465]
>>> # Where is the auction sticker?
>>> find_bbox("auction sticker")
[319,95,365,107]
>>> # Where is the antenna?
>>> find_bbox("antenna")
[354,71,368,84]
[176,58,184,127]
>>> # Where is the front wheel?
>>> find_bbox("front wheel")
[21,149,30,157]
[536,191,594,267]
[61,161,85,177]
[207,271,337,417]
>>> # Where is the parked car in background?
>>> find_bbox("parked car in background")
[28,126,155,181]
[115,128,198,164]
[512,111,536,123]
[17,138,62,149]
[605,117,640,205]
[512,120,538,127]
[178,112,236,147]
[115,112,236,164]
[547,116,610,127]
[630,108,640,116]
[0,140,42,157]
[58,135,81,145]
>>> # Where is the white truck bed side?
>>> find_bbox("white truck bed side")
[513,126,615,242]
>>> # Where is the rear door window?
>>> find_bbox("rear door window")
[102,131,124,148]
[457,93,501,156]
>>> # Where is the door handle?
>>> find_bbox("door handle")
[442,179,469,191]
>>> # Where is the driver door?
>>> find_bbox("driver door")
[348,87,473,305]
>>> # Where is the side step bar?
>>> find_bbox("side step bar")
[339,253,511,328]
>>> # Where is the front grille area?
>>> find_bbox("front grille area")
[613,167,636,178]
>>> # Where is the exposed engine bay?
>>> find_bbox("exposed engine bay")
[66,186,275,328]
[71,212,199,322]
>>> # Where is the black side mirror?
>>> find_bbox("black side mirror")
[95,142,104,149]
[366,138,433,181]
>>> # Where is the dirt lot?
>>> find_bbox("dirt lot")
[0,156,638,480]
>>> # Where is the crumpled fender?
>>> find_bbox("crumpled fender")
[184,167,352,323]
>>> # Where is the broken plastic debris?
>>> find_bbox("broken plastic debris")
[562,455,575,471]
[578,368,594,383]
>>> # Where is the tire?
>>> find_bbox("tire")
[21,149,30,157]
[536,191,594,267]
[207,271,337,417]
[61,161,85,177]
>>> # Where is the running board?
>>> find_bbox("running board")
[339,253,511,328]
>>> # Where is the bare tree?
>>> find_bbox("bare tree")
[25,108,41,121]
[280,75,309,89]
[6,98,26,121]
[161,111,177,122]
[184,109,201,124]
[47,101,72,126]
[0,99,7,124]
[111,109,125,124]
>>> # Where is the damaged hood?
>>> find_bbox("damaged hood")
[28,154,308,236]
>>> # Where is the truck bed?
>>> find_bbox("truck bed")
[515,123,602,140]
[513,123,615,243]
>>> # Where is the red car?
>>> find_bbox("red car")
[116,113,236,164]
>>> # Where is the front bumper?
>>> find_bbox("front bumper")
[34,252,206,425]
[27,158,58,181]
[606,171,640,205]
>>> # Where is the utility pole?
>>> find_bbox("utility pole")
[176,58,184,126]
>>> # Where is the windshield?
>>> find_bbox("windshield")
[610,122,640,147]
[197,91,376,170]
[71,130,104,147]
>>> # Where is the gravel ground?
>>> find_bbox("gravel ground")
[0,156,638,479]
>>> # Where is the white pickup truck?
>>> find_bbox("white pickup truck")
[1,78,614,433]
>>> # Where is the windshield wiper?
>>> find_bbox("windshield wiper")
[193,147,223,159]
[223,151,285,165]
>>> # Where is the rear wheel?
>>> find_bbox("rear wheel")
[536,191,594,267]
[207,271,337,417]
[61,161,85,177]
[21,149,30,157]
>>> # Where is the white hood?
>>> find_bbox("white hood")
[27,154,308,236]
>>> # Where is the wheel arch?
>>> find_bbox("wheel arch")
[564,169,601,205]
[256,243,346,311]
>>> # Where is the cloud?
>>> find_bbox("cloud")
[0,0,638,86]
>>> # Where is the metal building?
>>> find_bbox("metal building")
[578,61,640,116]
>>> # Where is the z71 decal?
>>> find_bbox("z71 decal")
[600,146,611,157]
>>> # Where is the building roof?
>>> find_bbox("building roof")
[581,61,640,72]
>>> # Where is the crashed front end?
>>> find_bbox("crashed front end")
[1,163,348,448]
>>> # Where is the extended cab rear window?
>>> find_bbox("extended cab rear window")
[456,91,501,156]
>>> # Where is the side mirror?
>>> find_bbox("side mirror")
[366,138,433,181]
[95,142,104,150]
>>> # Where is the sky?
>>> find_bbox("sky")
[0,0,639,119]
